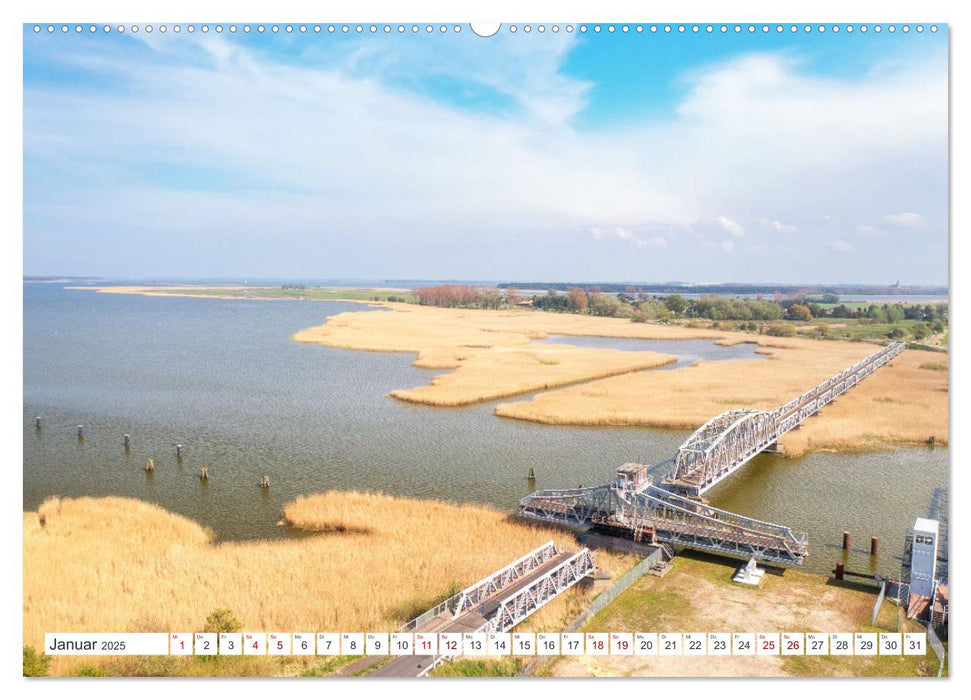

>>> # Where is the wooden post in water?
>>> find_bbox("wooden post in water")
[870,536,880,556]
[35,416,42,430]
[527,467,536,481]
[260,475,270,489]
[77,425,83,439]
[123,434,130,449]
[834,561,845,580]
[176,444,183,459]
[200,466,209,480]
[145,458,154,472]
[842,532,851,550]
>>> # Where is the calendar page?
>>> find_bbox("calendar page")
[19,0,951,687]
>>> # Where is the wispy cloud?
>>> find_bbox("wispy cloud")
[589,226,669,250]
[883,212,927,228]
[760,218,798,235]
[23,31,948,283]
[717,216,746,238]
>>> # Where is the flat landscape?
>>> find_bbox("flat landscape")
[294,302,947,457]
[72,286,949,457]
[23,492,636,677]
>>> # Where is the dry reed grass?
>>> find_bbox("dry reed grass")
[294,305,946,455]
[495,344,947,456]
[24,493,636,676]
[389,345,675,406]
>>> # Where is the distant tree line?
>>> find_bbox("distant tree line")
[528,287,948,341]
[414,285,505,309]
[498,282,948,296]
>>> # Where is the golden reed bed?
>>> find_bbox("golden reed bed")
[63,288,949,455]
[23,494,636,674]
[293,304,947,456]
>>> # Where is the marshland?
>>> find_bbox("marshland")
[24,282,948,675]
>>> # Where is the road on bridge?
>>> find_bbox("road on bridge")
[366,550,576,677]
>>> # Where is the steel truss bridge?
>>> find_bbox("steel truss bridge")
[519,342,906,567]
[369,540,595,677]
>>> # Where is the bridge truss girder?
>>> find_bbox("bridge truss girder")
[453,540,558,617]
[666,342,906,495]
[485,549,596,633]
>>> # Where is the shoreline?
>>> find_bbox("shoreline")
[60,284,948,457]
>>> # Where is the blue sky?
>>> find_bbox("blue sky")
[23,24,948,284]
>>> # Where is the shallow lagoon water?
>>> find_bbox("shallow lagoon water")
[533,334,765,369]
[23,284,947,576]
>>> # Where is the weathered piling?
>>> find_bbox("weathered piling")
[870,536,880,556]
[260,475,270,489]
[527,467,536,481]
[834,561,845,580]
[123,434,130,449]
[35,416,42,430]
[842,531,851,550]
[145,458,154,472]
[77,425,84,439]
[176,444,183,459]
[200,466,209,480]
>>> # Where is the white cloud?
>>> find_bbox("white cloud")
[883,212,927,228]
[759,218,798,235]
[717,216,746,238]
[22,35,947,283]
[589,226,669,250]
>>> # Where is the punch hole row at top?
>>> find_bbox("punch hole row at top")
[30,24,941,35]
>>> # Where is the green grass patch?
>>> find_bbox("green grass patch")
[298,655,360,677]
[919,362,948,371]
[429,658,524,677]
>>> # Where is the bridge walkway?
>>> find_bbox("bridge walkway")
[367,550,578,677]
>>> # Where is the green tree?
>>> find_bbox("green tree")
[664,294,689,315]
[589,294,624,317]
[786,304,812,322]
[911,322,931,341]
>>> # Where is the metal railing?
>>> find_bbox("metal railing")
[666,341,905,495]
[485,549,595,633]
[872,579,887,625]
[518,551,662,677]
[520,342,904,565]
[453,541,558,616]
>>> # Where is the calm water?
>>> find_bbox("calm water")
[23,284,948,576]
[533,335,765,369]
